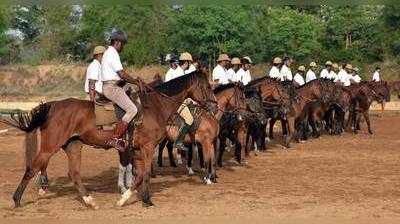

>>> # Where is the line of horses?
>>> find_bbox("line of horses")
[1,67,394,210]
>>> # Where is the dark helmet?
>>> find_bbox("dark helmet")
[110,30,128,44]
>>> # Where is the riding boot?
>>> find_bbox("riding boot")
[107,121,129,152]
[174,123,191,151]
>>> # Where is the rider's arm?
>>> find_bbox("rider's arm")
[88,80,96,102]
[117,70,142,85]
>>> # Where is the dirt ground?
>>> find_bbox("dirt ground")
[0,112,400,222]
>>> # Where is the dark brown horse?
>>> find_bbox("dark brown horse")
[158,83,249,170]
[347,84,384,134]
[266,79,334,146]
[2,70,215,208]
[245,77,293,147]
[390,80,400,99]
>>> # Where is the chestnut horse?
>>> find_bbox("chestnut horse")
[2,70,215,208]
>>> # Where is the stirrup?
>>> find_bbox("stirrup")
[107,138,127,152]
[174,142,187,151]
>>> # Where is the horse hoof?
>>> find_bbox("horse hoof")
[203,177,212,185]
[38,188,47,197]
[116,189,132,207]
[142,200,154,207]
[187,167,195,176]
[83,195,99,210]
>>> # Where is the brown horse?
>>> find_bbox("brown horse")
[265,79,334,146]
[158,83,249,170]
[2,70,215,208]
[390,80,400,99]
[348,84,384,134]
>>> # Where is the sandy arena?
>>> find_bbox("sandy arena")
[0,112,399,221]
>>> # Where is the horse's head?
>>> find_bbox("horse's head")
[229,83,247,112]
[259,80,292,114]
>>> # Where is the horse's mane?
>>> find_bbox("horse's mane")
[154,71,204,96]
[247,76,280,86]
[213,83,237,94]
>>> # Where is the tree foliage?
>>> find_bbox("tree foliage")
[0,4,399,66]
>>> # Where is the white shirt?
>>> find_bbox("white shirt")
[337,69,351,86]
[293,73,305,86]
[320,68,330,79]
[164,66,185,82]
[372,71,380,82]
[212,64,230,84]
[84,59,102,93]
[101,46,123,81]
[351,74,361,83]
[234,68,251,85]
[185,64,196,74]
[269,66,280,79]
[329,71,338,80]
[305,69,316,83]
[227,68,237,82]
[280,65,292,81]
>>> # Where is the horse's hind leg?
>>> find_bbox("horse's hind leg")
[13,151,53,208]
[268,118,276,140]
[166,141,177,167]
[186,144,195,176]
[216,135,226,167]
[363,111,373,134]
[64,140,98,209]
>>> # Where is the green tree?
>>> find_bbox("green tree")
[256,7,323,62]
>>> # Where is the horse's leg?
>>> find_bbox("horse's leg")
[186,144,195,176]
[13,150,54,208]
[157,138,167,167]
[139,144,156,207]
[64,140,98,209]
[117,149,144,207]
[285,117,294,148]
[216,135,226,167]
[260,122,267,151]
[197,143,205,169]
[200,139,213,184]
[237,125,247,164]
[268,118,276,140]
[36,166,49,196]
[166,141,177,167]
[363,111,373,134]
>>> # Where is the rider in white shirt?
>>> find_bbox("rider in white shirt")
[85,46,105,102]
[320,61,333,79]
[280,56,293,81]
[234,56,252,85]
[228,57,241,83]
[331,63,339,81]
[212,54,231,85]
[268,57,282,79]
[164,55,184,82]
[372,67,381,82]
[293,65,306,87]
[351,67,362,83]
[306,61,317,83]
[337,64,353,86]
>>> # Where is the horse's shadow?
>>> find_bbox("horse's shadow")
[44,166,203,201]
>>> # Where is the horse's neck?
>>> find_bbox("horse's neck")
[215,89,233,121]
[146,90,189,122]
[298,85,317,100]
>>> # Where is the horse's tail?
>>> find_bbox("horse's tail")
[0,103,51,168]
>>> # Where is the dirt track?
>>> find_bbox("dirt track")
[0,113,400,221]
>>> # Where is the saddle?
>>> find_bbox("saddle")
[94,89,143,127]
[168,103,202,133]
